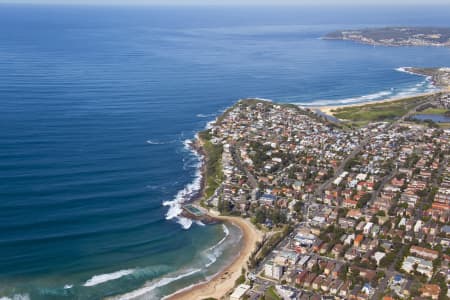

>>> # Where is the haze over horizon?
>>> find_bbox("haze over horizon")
[1,0,450,5]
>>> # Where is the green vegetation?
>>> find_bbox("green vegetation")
[331,95,428,123]
[235,273,246,286]
[357,193,372,208]
[252,207,287,226]
[319,224,346,243]
[419,107,449,115]
[249,141,272,169]
[198,129,224,206]
[248,225,293,268]
[264,286,282,300]
[430,272,448,300]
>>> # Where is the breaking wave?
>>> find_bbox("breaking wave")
[110,224,237,300]
[207,224,229,252]
[204,224,230,267]
[83,269,134,287]
[195,220,205,226]
[146,139,178,145]
[246,97,273,102]
[0,295,30,300]
[196,113,216,118]
[146,139,165,145]
[395,66,423,76]
[303,67,438,107]
[111,268,202,300]
[162,139,203,230]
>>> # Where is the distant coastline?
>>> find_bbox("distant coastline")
[162,66,450,299]
[162,64,449,299]
[323,27,450,47]
[311,67,450,116]
[115,66,447,300]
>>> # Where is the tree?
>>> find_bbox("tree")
[357,193,372,208]
[293,201,302,214]
[255,208,266,224]
[312,262,321,274]
[376,210,386,217]
[338,208,349,218]
[339,264,348,280]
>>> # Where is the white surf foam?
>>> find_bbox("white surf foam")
[204,224,231,267]
[304,90,394,106]
[182,138,192,150]
[209,224,229,249]
[395,66,433,81]
[83,269,134,287]
[246,97,273,102]
[113,268,201,300]
[147,138,178,145]
[306,82,437,107]
[182,155,201,171]
[195,220,205,226]
[301,67,439,107]
[196,113,216,118]
[163,139,203,230]
[0,295,30,300]
[204,253,218,268]
[396,67,437,90]
[63,284,73,289]
[146,140,163,145]
[395,66,420,76]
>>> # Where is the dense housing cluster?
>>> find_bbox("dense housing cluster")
[200,95,450,300]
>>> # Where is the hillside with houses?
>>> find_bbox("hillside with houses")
[197,94,450,300]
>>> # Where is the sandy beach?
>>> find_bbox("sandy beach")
[164,118,264,300]
[167,214,263,300]
[311,68,450,116]
[310,90,443,116]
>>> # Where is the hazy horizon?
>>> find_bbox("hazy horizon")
[1,0,450,6]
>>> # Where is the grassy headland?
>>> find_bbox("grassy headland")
[419,107,450,115]
[330,94,430,124]
[197,129,223,206]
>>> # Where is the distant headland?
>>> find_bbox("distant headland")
[323,27,450,47]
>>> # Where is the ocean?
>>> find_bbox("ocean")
[0,4,450,299]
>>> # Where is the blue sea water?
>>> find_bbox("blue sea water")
[1,4,450,299]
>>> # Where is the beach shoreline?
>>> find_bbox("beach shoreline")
[166,214,262,300]
[165,65,450,299]
[308,67,450,116]
[166,125,263,300]
[308,90,441,116]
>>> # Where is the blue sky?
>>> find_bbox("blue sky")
[1,0,449,5]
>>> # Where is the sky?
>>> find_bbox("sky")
[1,0,449,5]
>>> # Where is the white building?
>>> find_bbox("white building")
[363,222,374,235]
[273,264,283,280]
[264,263,273,278]
[414,220,423,233]
[230,284,251,300]
[402,256,433,278]
[372,251,386,265]
[265,261,283,280]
